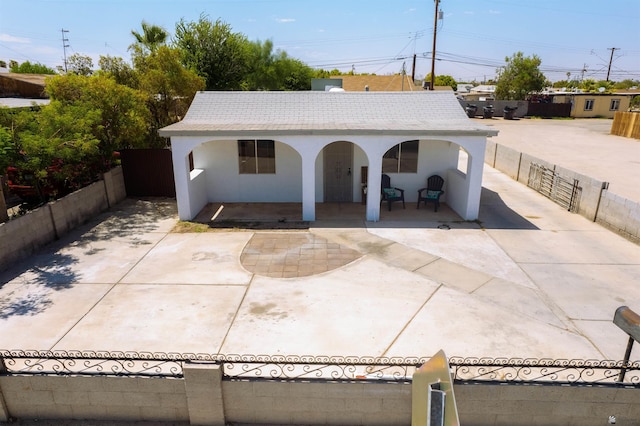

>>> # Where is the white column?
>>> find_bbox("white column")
[366,157,383,222]
[301,154,316,221]
[463,141,486,220]
[171,142,193,221]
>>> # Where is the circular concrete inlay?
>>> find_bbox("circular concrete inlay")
[241,232,362,278]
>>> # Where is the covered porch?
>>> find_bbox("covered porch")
[159,91,498,224]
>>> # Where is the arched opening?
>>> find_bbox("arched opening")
[323,141,354,202]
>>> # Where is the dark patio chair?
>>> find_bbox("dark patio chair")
[417,175,445,211]
[380,174,405,211]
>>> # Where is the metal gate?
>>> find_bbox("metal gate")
[527,163,580,212]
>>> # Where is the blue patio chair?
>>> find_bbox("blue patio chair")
[381,174,405,211]
[417,175,445,212]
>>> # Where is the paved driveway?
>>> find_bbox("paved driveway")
[1,164,638,363]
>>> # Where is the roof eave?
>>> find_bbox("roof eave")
[159,128,499,138]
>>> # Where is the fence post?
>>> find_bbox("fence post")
[183,362,226,426]
[0,355,10,422]
[593,181,609,222]
[613,306,640,383]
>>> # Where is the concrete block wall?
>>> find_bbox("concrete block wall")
[1,368,639,425]
[493,145,522,180]
[0,206,56,272]
[597,191,640,244]
[484,142,640,242]
[49,181,109,237]
[0,167,126,272]
[455,384,640,426]
[223,379,412,425]
[0,375,189,422]
[103,166,127,207]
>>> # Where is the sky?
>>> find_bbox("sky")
[1,0,639,83]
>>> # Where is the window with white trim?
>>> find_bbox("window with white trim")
[238,140,276,174]
[584,99,594,111]
[382,140,419,173]
[610,99,620,111]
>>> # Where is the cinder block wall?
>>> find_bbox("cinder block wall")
[455,383,640,426]
[49,181,109,236]
[1,370,639,425]
[104,166,127,206]
[484,142,640,242]
[0,206,56,271]
[0,375,189,422]
[597,191,640,244]
[223,379,412,425]
[0,167,126,272]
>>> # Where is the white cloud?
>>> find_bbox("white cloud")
[405,8,416,13]
[464,11,474,15]
[489,10,501,14]
[276,18,296,23]
[0,34,30,44]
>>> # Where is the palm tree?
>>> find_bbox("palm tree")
[131,21,168,53]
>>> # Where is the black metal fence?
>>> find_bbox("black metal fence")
[1,350,638,387]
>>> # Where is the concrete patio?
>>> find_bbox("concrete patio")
[1,162,638,364]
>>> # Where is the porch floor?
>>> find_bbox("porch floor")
[193,202,463,229]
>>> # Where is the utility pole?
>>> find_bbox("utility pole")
[411,53,417,82]
[429,0,440,90]
[606,47,618,81]
[61,28,69,73]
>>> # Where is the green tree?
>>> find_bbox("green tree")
[67,53,94,76]
[243,40,313,90]
[10,61,56,74]
[46,73,149,161]
[98,55,137,87]
[131,21,168,55]
[174,14,250,90]
[425,74,458,91]
[134,46,205,145]
[613,79,640,90]
[581,79,615,93]
[552,79,580,89]
[495,52,546,100]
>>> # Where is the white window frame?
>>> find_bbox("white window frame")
[584,99,594,111]
[610,99,620,111]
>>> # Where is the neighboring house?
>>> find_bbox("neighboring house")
[458,85,496,102]
[328,75,427,92]
[549,92,634,119]
[0,73,48,98]
[159,91,498,223]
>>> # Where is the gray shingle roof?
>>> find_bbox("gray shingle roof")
[159,91,498,137]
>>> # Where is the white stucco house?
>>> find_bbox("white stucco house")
[159,91,498,222]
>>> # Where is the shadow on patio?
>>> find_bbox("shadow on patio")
[192,188,538,231]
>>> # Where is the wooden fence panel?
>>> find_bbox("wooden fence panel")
[527,102,572,118]
[611,111,640,139]
[120,149,176,197]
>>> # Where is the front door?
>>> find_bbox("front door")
[323,142,353,202]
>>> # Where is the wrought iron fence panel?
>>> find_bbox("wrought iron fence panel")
[1,350,638,386]
[448,357,640,386]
